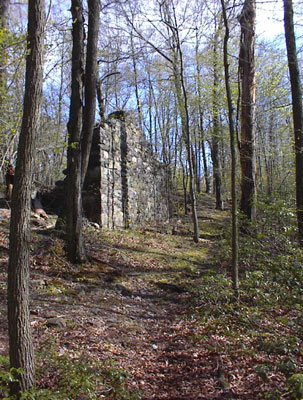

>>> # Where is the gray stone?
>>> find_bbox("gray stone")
[45,317,67,328]
[81,115,170,228]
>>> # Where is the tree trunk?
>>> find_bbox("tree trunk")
[177,69,199,242]
[283,0,303,244]
[0,0,9,86]
[131,27,143,131]
[201,127,211,193]
[147,68,153,148]
[211,140,223,210]
[195,30,211,193]
[238,0,257,221]
[0,0,9,23]
[56,30,67,176]
[169,12,199,242]
[7,0,45,395]
[66,0,85,263]
[194,130,202,193]
[125,0,199,241]
[212,26,224,211]
[221,0,239,297]
[96,78,105,125]
[81,0,100,185]
[66,0,100,263]
[0,0,9,155]
[180,151,188,215]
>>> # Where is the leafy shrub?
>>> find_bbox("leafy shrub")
[287,374,303,399]
[0,348,140,400]
[216,196,303,307]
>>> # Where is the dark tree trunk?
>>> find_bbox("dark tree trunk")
[0,0,9,80]
[55,30,67,178]
[178,73,199,242]
[172,46,199,240]
[131,27,143,132]
[238,0,257,221]
[180,152,188,215]
[283,0,303,244]
[7,0,45,395]
[195,31,211,194]
[0,0,9,22]
[124,0,199,241]
[194,131,202,193]
[66,0,85,263]
[212,26,224,211]
[221,0,239,297]
[147,70,153,148]
[0,0,9,136]
[81,0,100,185]
[66,0,100,263]
[211,140,223,210]
[200,117,211,194]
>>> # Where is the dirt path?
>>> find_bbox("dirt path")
[0,195,230,399]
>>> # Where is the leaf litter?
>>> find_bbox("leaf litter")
[0,196,302,399]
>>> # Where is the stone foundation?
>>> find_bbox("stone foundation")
[82,112,170,229]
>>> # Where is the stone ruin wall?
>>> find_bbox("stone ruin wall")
[82,113,170,229]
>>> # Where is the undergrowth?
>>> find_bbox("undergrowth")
[0,345,140,400]
[189,197,303,399]
[2,195,303,399]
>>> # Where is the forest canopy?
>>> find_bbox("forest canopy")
[0,0,301,204]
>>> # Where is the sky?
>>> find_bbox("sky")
[256,0,303,42]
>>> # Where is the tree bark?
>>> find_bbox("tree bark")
[66,0,100,263]
[221,0,239,297]
[283,0,303,244]
[238,0,257,221]
[176,62,199,242]
[66,0,85,263]
[0,0,9,22]
[130,27,143,132]
[195,30,211,194]
[199,114,211,194]
[180,149,189,215]
[194,129,202,193]
[55,30,67,181]
[7,0,45,395]
[0,0,9,139]
[81,0,100,185]
[212,25,224,211]
[0,0,9,80]
[166,2,199,242]
[126,0,199,242]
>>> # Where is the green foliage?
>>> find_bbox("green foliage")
[255,363,273,382]
[0,355,23,399]
[218,197,303,305]
[0,348,140,400]
[0,26,27,167]
[36,344,139,400]
[0,356,51,400]
[287,374,303,400]
[278,357,298,378]
[70,141,79,149]
[217,196,303,314]
[257,338,299,356]
[261,391,282,400]
[188,196,303,398]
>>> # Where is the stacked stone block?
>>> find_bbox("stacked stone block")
[82,112,169,229]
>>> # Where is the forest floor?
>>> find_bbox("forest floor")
[0,193,303,399]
